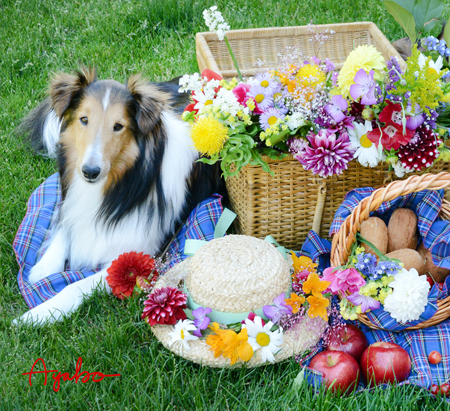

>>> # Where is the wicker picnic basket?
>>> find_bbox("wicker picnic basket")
[195,22,450,249]
[330,173,450,331]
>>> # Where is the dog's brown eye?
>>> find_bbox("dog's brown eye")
[113,123,124,132]
[80,117,88,125]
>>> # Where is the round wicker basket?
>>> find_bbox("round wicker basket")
[330,173,450,331]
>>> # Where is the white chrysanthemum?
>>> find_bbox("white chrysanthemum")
[347,120,380,167]
[178,73,204,93]
[203,6,230,41]
[244,316,283,363]
[168,319,199,353]
[193,86,217,112]
[285,112,306,131]
[393,161,407,177]
[383,268,430,323]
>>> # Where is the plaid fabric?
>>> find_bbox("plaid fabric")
[299,230,450,394]
[13,173,224,308]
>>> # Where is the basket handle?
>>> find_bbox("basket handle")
[330,172,450,266]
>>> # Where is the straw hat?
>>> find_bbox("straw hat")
[151,235,328,368]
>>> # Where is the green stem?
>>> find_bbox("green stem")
[224,36,243,82]
[267,128,290,146]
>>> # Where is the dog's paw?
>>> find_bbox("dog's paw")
[12,304,64,326]
[28,259,63,284]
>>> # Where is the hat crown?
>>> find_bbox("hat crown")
[186,235,291,313]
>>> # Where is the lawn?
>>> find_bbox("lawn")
[1,0,450,409]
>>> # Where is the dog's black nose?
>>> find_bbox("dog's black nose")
[82,166,101,181]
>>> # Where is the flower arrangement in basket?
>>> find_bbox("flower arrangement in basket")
[105,235,334,367]
[178,6,450,180]
[329,173,450,331]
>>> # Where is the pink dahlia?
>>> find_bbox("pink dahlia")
[322,267,366,294]
[397,126,441,171]
[299,129,355,178]
[141,287,187,326]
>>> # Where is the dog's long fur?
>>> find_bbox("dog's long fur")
[15,68,223,324]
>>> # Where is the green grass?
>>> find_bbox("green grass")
[1,0,450,409]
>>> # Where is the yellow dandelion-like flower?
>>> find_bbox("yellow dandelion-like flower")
[337,45,385,98]
[190,116,229,157]
[295,64,326,89]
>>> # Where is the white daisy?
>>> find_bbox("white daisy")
[244,316,283,363]
[347,120,380,167]
[418,53,444,76]
[168,319,199,353]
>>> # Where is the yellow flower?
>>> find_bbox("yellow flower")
[246,98,255,111]
[381,276,395,287]
[221,328,254,365]
[303,272,331,297]
[441,92,450,103]
[190,116,229,157]
[307,294,329,321]
[337,45,385,98]
[205,322,227,358]
[291,252,317,275]
[295,64,326,90]
[284,293,306,314]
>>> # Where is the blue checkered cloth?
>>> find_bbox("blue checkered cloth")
[13,173,224,309]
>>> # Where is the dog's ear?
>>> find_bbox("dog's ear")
[50,67,97,118]
[127,74,171,135]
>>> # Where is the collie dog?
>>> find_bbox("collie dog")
[15,68,222,324]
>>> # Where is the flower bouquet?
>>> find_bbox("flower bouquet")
[180,7,450,180]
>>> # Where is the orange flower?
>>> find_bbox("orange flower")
[205,322,227,358]
[284,293,306,314]
[302,272,331,297]
[306,294,330,321]
[221,328,254,365]
[291,252,318,274]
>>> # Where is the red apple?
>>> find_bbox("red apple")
[428,350,442,365]
[325,324,369,362]
[430,384,440,396]
[441,383,450,397]
[360,342,411,386]
[309,350,360,395]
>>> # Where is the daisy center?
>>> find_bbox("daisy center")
[204,99,213,106]
[268,116,277,125]
[360,133,372,148]
[180,329,185,340]
[273,92,282,101]
[255,94,265,104]
[428,67,438,76]
[261,80,270,88]
[256,332,270,347]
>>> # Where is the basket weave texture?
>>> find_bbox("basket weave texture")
[196,22,406,79]
[330,173,450,331]
[226,156,450,249]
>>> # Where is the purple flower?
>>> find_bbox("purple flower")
[259,107,285,131]
[347,292,380,313]
[253,72,279,95]
[332,71,339,87]
[311,56,321,65]
[263,293,292,324]
[192,306,212,337]
[370,260,402,280]
[299,129,356,177]
[325,95,348,123]
[355,253,377,277]
[350,69,377,105]
[287,137,309,161]
[324,58,335,73]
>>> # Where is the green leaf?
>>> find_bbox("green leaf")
[292,366,306,391]
[412,0,443,33]
[388,0,414,13]
[385,1,417,44]
[423,18,439,32]
[444,19,450,49]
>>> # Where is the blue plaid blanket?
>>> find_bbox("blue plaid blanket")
[13,173,223,309]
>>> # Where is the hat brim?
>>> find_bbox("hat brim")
[151,259,328,368]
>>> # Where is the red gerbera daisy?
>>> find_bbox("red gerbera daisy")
[141,287,187,326]
[367,123,414,150]
[378,100,403,126]
[106,252,158,299]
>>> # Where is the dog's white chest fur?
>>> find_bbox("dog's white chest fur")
[60,173,161,269]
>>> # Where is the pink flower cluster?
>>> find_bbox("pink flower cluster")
[322,267,366,295]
